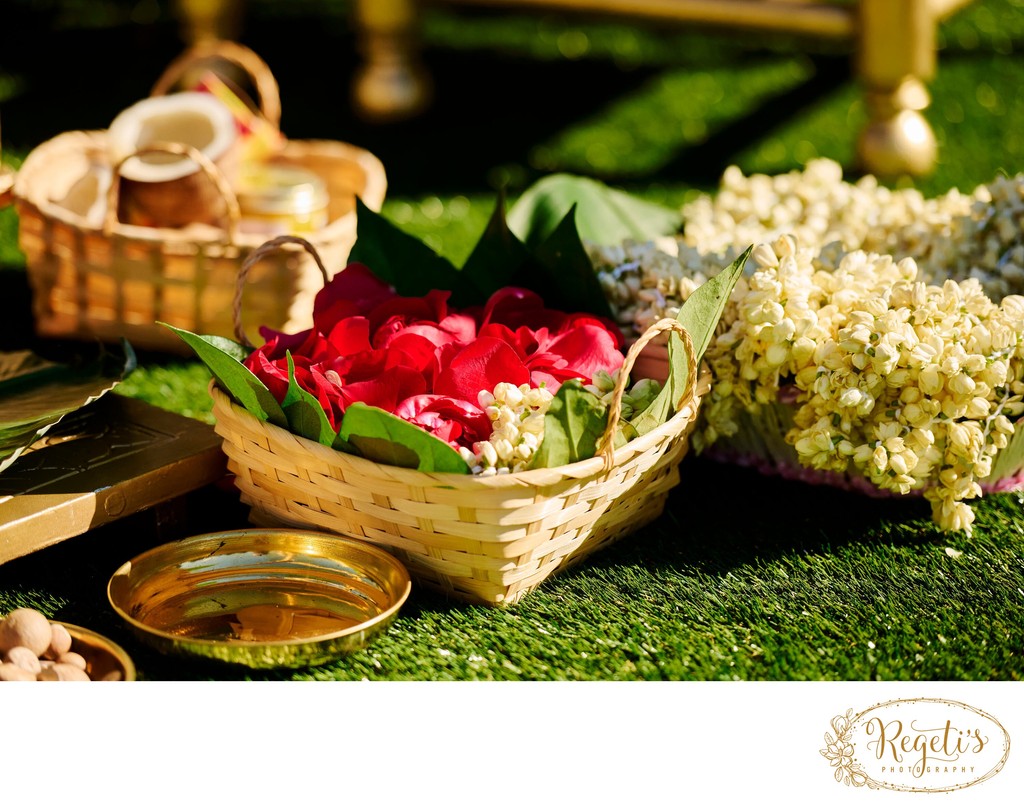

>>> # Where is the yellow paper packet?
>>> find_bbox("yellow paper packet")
[193,69,283,163]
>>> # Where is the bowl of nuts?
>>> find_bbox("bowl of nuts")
[0,607,136,681]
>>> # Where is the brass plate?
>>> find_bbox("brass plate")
[0,394,227,565]
[61,621,137,681]
[107,528,412,669]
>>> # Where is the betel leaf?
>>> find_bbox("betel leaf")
[458,191,538,297]
[281,352,337,447]
[162,323,287,428]
[678,245,752,364]
[0,340,136,474]
[528,379,609,469]
[507,172,682,249]
[338,403,470,473]
[529,204,616,321]
[350,192,617,321]
[349,197,470,305]
[630,245,752,436]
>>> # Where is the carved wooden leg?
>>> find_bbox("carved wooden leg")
[351,0,433,122]
[174,0,243,44]
[856,0,938,177]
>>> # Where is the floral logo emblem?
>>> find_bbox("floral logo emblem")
[821,709,875,788]
[821,698,1010,793]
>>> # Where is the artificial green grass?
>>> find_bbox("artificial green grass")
[2,451,1020,681]
[1,0,1023,681]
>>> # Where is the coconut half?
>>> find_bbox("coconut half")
[107,92,240,228]
[108,91,238,183]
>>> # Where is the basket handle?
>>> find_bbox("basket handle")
[151,39,282,131]
[0,168,13,209]
[595,317,699,473]
[104,140,242,239]
[233,234,330,347]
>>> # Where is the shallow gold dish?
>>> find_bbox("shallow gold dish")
[107,528,412,670]
[61,622,137,681]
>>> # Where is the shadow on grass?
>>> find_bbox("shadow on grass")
[0,268,35,351]
[658,53,853,186]
[552,454,942,583]
[357,450,944,622]
[1,11,857,199]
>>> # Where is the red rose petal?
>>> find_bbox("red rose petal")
[434,337,531,402]
[313,263,396,331]
[338,366,428,412]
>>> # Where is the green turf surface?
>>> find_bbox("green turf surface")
[1,0,1023,681]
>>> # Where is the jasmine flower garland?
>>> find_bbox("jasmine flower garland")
[587,161,1024,534]
[457,382,554,475]
[734,238,1024,535]
[680,158,974,264]
[456,371,664,475]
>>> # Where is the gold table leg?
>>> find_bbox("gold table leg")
[856,0,939,177]
[351,0,433,122]
[173,0,243,44]
[343,0,955,177]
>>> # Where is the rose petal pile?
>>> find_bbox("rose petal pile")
[243,263,627,462]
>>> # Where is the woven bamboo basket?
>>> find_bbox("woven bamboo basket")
[4,41,386,354]
[0,167,13,206]
[208,240,709,606]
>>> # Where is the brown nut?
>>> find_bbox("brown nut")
[37,663,91,682]
[0,662,37,681]
[46,622,73,660]
[57,652,87,671]
[0,608,52,656]
[3,646,42,674]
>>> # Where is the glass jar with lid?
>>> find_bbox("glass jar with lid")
[235,163,329,237]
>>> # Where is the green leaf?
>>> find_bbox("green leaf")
[282,352,337,447]
[507,173,681,249]
[678,244,752,364]
[338,403,470,473]
[529,204,616,320]
[349,197,468,304]
[989,423,1024,481]
[630,245,752,436]
[528,379,609,469]
[0,340,136,473]
[161,323,287,428]
[458,192,538,299]
[349,196,615,321]
[461,196,617,320]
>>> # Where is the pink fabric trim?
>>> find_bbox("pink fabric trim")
[981,469,1024,493]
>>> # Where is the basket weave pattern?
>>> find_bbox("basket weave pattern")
[8,43,386,353]
[210,318,706,606]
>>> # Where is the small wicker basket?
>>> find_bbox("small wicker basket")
[208,238,709,606]
[4,41,386,354]
[0,167,13,206]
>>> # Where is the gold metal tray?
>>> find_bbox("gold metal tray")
[0,394,227,565]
